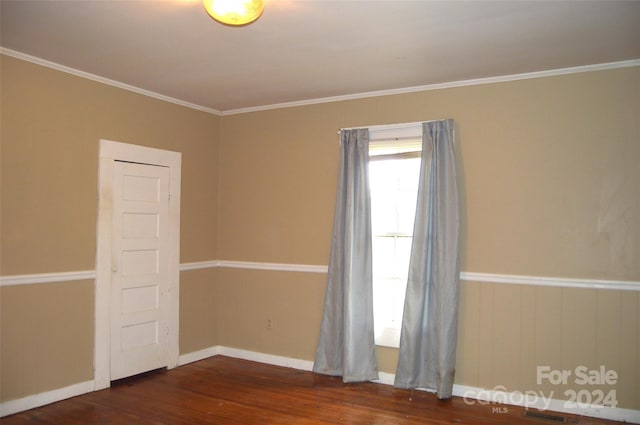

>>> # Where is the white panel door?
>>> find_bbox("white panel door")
[110,161,170,380]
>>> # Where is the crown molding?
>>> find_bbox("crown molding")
[0,47,223,116]
[3,47,637,116]
[220,59,640,115]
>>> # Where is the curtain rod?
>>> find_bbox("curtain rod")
[337,119,449,134]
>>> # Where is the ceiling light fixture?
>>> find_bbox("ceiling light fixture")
[203,0,264,26]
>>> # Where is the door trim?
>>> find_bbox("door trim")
[95,140,181,390]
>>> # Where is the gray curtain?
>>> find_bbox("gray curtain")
[313,128,379,383]
[394,119,460,398]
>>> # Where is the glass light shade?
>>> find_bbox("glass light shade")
[203,0,264,26]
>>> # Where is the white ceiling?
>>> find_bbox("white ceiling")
[1,0,639,114]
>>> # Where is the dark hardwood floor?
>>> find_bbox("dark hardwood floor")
[2,356,626,424]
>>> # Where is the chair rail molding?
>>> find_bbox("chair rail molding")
[2,261,639,291]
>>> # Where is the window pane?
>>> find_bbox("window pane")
[372,236,395,278]
[373,276,408,347]
[373,277,407,330]
[397,158,421,191]
[371,196,396,235]
[369,151,420,348]
[395,237,412,279]
[397,193,417,234]
[369,161,398,193]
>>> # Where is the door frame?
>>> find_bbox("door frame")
[95,139,181,390]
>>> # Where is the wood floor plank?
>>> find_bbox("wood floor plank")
[1,356,628,425]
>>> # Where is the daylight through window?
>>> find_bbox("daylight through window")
[369,131,421,348]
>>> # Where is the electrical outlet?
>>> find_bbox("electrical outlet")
[266,319,273,330]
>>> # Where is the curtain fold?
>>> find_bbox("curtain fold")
[394,119,460,398]
[313,129,379,383]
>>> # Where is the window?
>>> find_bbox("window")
[369,126,421,347]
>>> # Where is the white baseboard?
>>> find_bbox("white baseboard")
[216,346,315,372]
[178,346,315,371]
[177,346,222,366]
[0,380,95,418]
[453,384,640,424]
[3,348,638,424]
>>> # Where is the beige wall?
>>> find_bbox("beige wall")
[179,268,219,355]
[0,55,220,401]
[1,53,639,411]
[0,281,93,401]
[216,268,326,361]
[217,66,640,409]
[219,68,640,279]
